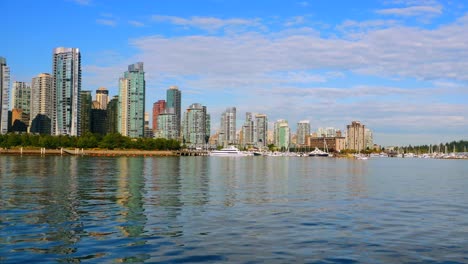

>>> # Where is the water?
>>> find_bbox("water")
[1,156,467,263]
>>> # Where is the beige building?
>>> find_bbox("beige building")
[96,87,109,110]
[347,121,366,151]
[308,136,346,152]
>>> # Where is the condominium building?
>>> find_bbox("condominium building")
[182,103,210,146]
[0,57,10,134]
[166,86,181,137]
[96,87,109,110]
[365,128,373,150]
[241,112,254,146]
[30,73,52,132]
[80,90,92,134]
[12,81,31,123]
[274,119,290,150]
[297,120,310,146]
[152,99,166,132]
[107,96,119,134]
[347,121,366,151]
[156,108,178,140]
[255,114,268,148]
[219,107,236,146]
[52,47,81,136]
[118,62,145,138]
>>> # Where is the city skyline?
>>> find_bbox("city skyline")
[2,0,468,145]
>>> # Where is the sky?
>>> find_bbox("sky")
[2,0,468,146]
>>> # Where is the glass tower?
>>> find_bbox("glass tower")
[52,47,81,136]
[118,62,145,138]
[166,86,181,137]
[0,57,10,134]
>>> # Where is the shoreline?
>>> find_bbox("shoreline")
[0,148,176,157]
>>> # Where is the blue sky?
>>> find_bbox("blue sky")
[2,0,468,145]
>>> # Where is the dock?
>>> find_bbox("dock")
[174,150,210,156]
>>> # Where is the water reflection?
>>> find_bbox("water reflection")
[1,156,467,263]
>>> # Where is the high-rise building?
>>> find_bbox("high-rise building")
[347,121,366,151]
[52,47,81,136]
[152,99,166,132]
[166,86,181,137]
[30,73,52,132]
[12,81,31,122]
[96,87,109,110]
[144,112,153,138]
[297,120,310,146]
[80,90,92,134]
[274,119,290,150]
[0,57,10,134]
[255,114,268,148]
[156,108,178,140]
[365,128,373,150]
[241,112,254,147]
[118,62,145,138]
[11,108,28,132]
[219,107,236,146]
[107,96,119,134]
[182,103,210,147]
[91,102,107,136]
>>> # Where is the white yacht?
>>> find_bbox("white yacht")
[308,147,329,157]
[209,146,249,157]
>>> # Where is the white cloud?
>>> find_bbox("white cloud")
[96,19,117,27]
[70,0,91,5]
[376,5,443,17]
[151,15,264,32]
[129,20,145,27]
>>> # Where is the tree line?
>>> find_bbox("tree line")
[0,133,181,150]
[401,140,468,153]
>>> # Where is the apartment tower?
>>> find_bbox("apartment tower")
[118,62,145,138]
[52,47,81,136]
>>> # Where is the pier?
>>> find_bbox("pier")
[174,150,210,156]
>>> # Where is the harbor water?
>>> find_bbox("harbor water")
[0,156,467,263]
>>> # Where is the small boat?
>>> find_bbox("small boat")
[253,151,263,156]
[209,146,249,157]
[354,154,368,160]
[308,147,329,157]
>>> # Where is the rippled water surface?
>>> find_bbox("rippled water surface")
[1,156,467,263]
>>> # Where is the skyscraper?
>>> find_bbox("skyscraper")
[107,95,119,134]
[152,99,166,132]
[91,100,107,136]
[274,119,290,150]
[156,108,178,140]
[0,57,10,134]
[96,87,109,110]
[241,112,254,147]
[255,114,268,148]
[183,103,210,147]
[296,120,310,146]
[365,128,373,150]
[12,81,31,121]
[52,47,81,136]
[118,62,145,138]
[80,90,92,134]
[166,86,181,137]
[347,121,366,151]
[219,107,236,146]
[30,73,52,126]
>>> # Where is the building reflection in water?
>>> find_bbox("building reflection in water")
[145,157,183,238]
[346,160,368,198]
